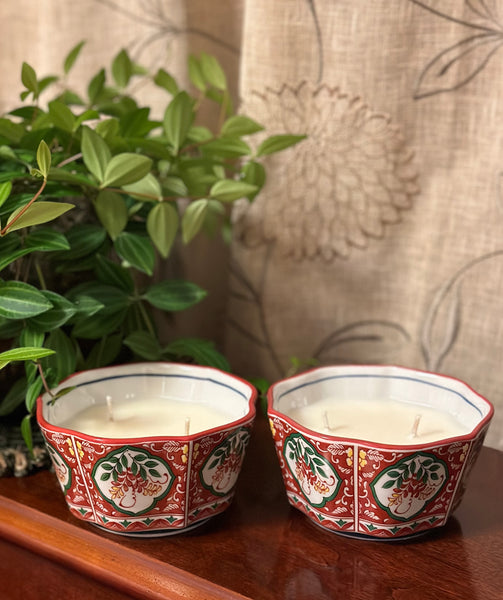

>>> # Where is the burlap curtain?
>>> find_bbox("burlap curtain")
[1,0,501,449]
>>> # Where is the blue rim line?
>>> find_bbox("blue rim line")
[276,373,483,416]
[67,372,249,401]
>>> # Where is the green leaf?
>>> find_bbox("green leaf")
[70,294,104,318]
[38,76,59,95]
[95,118,120,141]
[0,346,55,366]
[57,224,107,261]
[146,202,179,258]
[88,68,106,104]
[0,378,26,417]
[74,109,100,130]
[114,231,155,276]
[119,107,156,137]
[163,91,194,153]
[21,415,33,452]
[0,119,24,143]
[188,55,206,91]
[199,53,227,90]
[153,68,179,95]
[202,137,251,158]
[67,281,129,315]
[101,153,152,188]
[27,291,77,332]
[84,332,123,369]
[164,338,230,371]
[41,329,76,383]
[112,49,133,88]
[81,126,111,183]
[162,176,188,197]
[19,328,44,348]
[94,255,134,292]
[47,167,96,188]
[0,247,33,273]
[122,173,162,201]
[6,201,74,232]
[124,330,162,360]
[0,281,53,319]
[209,179,258,203]
[48,100,76,132]
[64,40,85,74]
[256,134,306,157]
[21,62,38,97]
[182,199,209,243]
[221,115,264,137]
[241,161,266,201]
[143,280,206,312]
[94,189,128,241]
[25,376,44,413]
[25,228,70,251]
[36,140,52,178]
[0,182,12,208]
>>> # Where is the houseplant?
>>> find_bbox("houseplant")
[0,41,305,460]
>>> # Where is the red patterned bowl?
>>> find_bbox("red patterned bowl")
[37,363,257,537]
[267,365,493,540]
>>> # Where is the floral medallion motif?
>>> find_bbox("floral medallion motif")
[370,452,448,521]
[200,428,251,496]
[46,443,72,493]
[234,82,419,260]
[92,446,174,516]
[283,433,341,507]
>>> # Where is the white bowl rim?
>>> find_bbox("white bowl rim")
[37,362,257,442]
[267,363,494,449]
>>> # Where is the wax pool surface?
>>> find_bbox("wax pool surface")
[60,397,238,438]
[286,398,469,444]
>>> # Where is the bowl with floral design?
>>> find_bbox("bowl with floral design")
[37,362,257,537]
[267,365,493,540]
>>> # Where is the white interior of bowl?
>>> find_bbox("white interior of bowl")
[271,365,492,434]
[41,362,254,431]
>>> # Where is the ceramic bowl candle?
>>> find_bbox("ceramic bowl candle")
[267,365,493,540]
[37,362,257,537]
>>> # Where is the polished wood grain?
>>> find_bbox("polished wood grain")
[0,413,502,600]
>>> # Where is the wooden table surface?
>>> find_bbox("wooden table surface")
[0,412,502,600]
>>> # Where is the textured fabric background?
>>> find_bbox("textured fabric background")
[0,0,501,449]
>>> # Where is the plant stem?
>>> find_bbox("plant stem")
[37,362,54,399]
[0,178,47,236]
[34,259,47,290]
[56,152,82,168]
[138,299,155,337]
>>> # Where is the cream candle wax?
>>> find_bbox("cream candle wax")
[286,397,469,445]
[60,396,239,438]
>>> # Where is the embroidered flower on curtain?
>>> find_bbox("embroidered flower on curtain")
[234,82,419,260]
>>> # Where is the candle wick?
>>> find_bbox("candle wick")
[184,417,191,436]
[322,410,332,432]
[106,395,114,422]
[410,414,422,438]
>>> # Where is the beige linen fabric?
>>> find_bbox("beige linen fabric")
[0,1,501,449]
[227,0,503,449]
